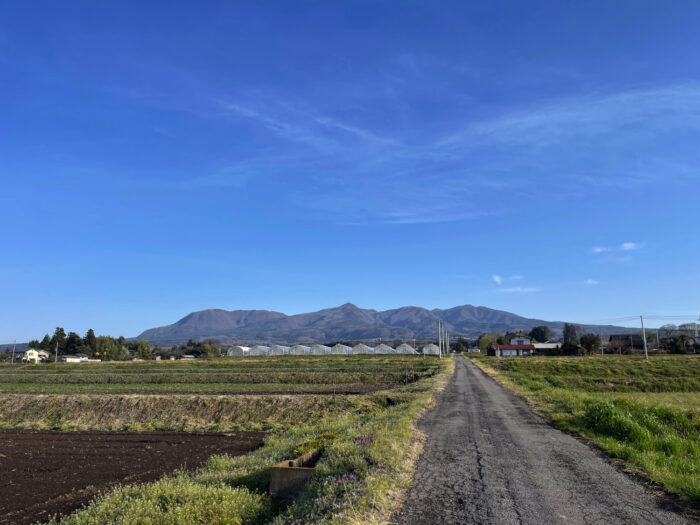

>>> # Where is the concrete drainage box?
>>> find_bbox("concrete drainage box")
[270,450,321,511]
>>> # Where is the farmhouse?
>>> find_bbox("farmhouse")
[22,349,50,363]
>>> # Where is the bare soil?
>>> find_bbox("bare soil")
[0,429,265,525]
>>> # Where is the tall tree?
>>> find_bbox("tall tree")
[136,341,152,359]
[39,334,51,350]
[50,327,67,354]
[84,329,97,357]
[478,333,500,352]
[563,323,579,345]
[528,326,551,343]
[65,332,82,354]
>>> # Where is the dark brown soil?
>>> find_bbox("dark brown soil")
[0,429,266,525]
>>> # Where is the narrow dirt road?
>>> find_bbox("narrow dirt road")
[394,355,690,525]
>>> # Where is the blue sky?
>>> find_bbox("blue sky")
[2,1,700,340]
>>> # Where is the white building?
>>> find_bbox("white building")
[374,343,395,354]
[248,345,270,356]
[289,345,310,355]
[396,343,417,354]
[352,344,374,354]
[22,349,50,363]
[310,344,331,355]
[227,346,250,356]
[510,337,531,345]
[268,345,290,356]
[422,343,440,355]
[330,344,352,354]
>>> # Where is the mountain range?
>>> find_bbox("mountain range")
[135,303,629,346]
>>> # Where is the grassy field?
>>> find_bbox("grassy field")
[2,355,453,524]
[0,356,436,394]
[470,354,700,506]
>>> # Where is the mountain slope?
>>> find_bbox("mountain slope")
[135,303,627,345]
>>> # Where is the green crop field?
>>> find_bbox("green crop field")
[470,354,700,505]
[0,356,438,394]
[2,355,453,524]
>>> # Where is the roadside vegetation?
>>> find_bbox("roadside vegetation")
[470,354,700,505]
[3,355,453,524]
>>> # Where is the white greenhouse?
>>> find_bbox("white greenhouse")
[422,343,441,355]
[227,346,250,356]
[310,344,331,355]
[248,345,270,356]
[330,344,352,355]
[352,344,374,354]
[289,345,310,355]
[396,343,417,354]
[268,345,290,356]
[374,343,395,354]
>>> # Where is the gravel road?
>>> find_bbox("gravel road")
[394,355,691,525]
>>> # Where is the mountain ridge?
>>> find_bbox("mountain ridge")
[135,303,630,346]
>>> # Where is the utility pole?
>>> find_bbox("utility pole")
[641,316,649,360]
[54,342,59,363]
[11,341,16,364]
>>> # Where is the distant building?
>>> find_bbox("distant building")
[510,337,531,345]
[248,345,270,356]
[22,349,50,363]
[352,344,374,354]
[492,342,536,357]
[422,343,440,355]
[395,343,417,354]
[533,343,561,352]
[268,345,290,356]
[289,345,310,355]
[227,346,250,356]
[310,344,331,355]
[374,344,395,354]
[330,344,352,355]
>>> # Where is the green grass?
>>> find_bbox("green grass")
[44,356,454,525]
[471,354,700,505]
[0,356,438,395]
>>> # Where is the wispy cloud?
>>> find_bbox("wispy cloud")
[492,275,503,285]
[205,81,700,225]
[591,242,645,259]
[586,279,600,285]
[620,242,644,251]
[497,286,540,293]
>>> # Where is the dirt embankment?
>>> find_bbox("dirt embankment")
[0,429,265,525]
[0,394,357,432]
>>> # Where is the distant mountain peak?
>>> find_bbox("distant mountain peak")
[135,303,626,346]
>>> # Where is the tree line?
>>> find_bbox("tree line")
[22,328,224,361]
